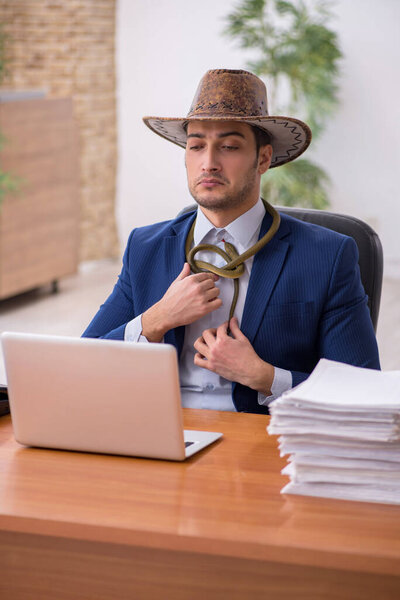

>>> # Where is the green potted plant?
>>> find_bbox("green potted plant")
[224,0,342,208]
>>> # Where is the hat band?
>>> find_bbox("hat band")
[188,101,268,119]
[187,111,266,119]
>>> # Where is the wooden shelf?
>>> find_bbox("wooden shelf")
[0,97,80,299]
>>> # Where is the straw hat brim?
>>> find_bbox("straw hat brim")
[142,115,312,168]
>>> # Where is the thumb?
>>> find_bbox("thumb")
[229,317,246,339]
[175,262,191,281]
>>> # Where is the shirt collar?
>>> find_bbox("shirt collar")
[193,198,266,248]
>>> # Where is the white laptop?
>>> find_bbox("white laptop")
[1,332,222,460]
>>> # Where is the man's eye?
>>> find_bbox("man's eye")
[222,145,239,150]
[189,145,202,151]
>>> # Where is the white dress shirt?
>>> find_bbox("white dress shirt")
[125,199,292,410]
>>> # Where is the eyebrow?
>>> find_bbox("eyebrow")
[187,131,246,140]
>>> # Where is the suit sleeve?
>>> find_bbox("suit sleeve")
[291,235,380,387]
[82,231,136,340]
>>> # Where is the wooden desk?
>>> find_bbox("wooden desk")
[0,410,399,599]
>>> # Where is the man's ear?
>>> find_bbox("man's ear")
[258,145,273,174]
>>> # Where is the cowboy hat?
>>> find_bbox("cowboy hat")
[143,69,311,168]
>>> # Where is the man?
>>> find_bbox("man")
[83,69,380,414]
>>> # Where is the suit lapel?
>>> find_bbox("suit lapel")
[241,212,290,344]
[162,211,197,354]
[163,212,196,280]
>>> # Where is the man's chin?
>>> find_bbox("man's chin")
[194,199,231,212]
[191,191,232,211]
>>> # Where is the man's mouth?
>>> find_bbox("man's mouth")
[197,177,226,188]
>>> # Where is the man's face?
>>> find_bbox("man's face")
[185,121,272,218]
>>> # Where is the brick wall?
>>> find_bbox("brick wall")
[0,0,120,260]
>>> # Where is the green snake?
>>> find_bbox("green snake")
[185,199,281,321]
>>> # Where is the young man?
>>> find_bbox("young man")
[83,69,380,414]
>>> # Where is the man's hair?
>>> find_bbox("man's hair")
[182,121,272,156]
[252,126,272,156]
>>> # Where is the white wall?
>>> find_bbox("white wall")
[115,0,245,240]
[315,0,400,271]
[116,0,400,271]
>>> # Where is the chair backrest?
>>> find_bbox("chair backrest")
[177,204,383,331]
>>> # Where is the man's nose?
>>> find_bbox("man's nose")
[202,146,220,172]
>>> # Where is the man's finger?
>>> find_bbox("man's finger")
[198,277,219,292]
[205,297,223,312]
[194,336,209,357]
[192,271,219,283]
[194,352,212,370]
[175,262,191,281]
[204,286,220,302]
[229,317,246,339]
[216,321,229,339]
[201,328,217,346]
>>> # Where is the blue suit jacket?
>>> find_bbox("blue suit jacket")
[83,209,380,413]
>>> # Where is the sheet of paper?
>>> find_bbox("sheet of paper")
[277,359,400,409]
[268,419,400,441]
[271,398,399,421]
[281,444,400,462]
[282,481,400,505]
[278,436,400,462]
[0,348,7,387]
[288,453,400,470]
[282,462,400,486]
[277,434,400,449]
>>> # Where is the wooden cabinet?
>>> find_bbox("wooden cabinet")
[0,97,79,299]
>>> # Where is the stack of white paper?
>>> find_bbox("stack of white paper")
[0,351,7,388]
[268,359,400,505]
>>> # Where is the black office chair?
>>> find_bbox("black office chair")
[178,204,383,332]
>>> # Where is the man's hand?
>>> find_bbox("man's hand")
[193,317,275,395]
[142,263,222,342]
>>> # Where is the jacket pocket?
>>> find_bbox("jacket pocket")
[264,301,314,320]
